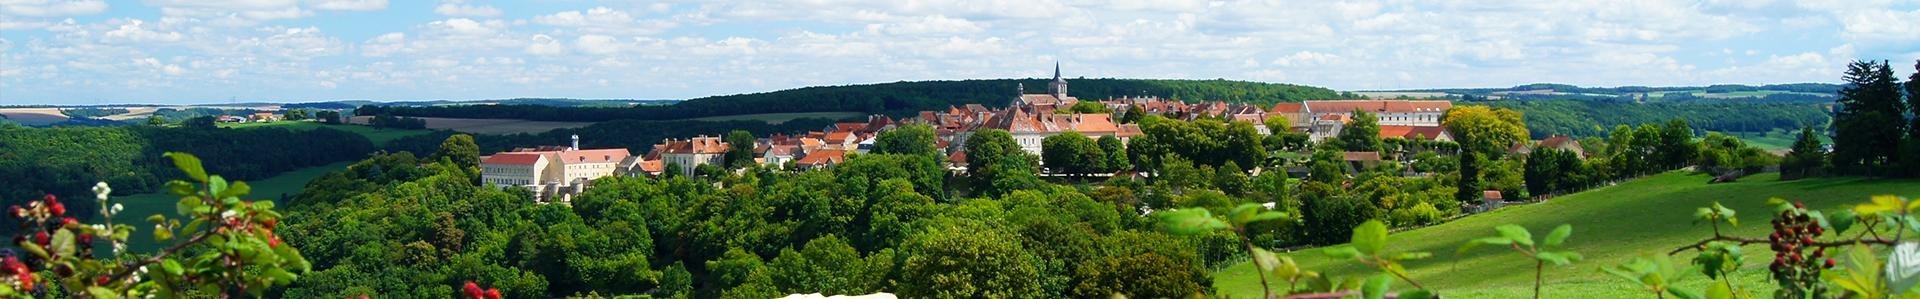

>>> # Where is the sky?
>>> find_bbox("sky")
[1,0,1917,105]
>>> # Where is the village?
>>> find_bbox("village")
[475,67,1579,203]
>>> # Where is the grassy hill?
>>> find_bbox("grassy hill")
[1214,172,1920,298]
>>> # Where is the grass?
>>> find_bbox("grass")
[219,121,431,146]
[688,112,865,124]
[107,162,349,253]
[1715,129,1829,151]
[1213,171,1920,298]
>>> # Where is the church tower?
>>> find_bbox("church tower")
[1048,62,1067,100]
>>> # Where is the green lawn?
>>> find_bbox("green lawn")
[107,162,348,253]
[1214,172,1920,298]
[218,121,431,146]
[688,112,865,124]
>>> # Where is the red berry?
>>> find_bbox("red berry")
[77,234,93,246]
[42,194,55,203]
[1793,202,1806,209]
[463,281,482,297]
[61,217,78,227]
[95,275,110,286]
[1826,258,1837,268]
[48,201,65,217]
[34,231,50,245]
[1802,236,1815,246]
[485,289,502,299]
[263,218,278,229]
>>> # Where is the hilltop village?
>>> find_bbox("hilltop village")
[479,67,1463,202]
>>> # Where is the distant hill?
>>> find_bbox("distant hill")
[1368,83,1842,103]
[285,98,677,110]
[369,78,1346,122]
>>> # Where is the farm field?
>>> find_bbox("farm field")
[1646,90,1833,99]
[347,116,594,134]
[219,121,431,146]
[1213,171,1920,298]
[0,108,70,125]
[688,111,865,124]
[1716,128,1830,151]
[108,162,348,253]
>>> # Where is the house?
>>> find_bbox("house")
[795,149,848,170]
[1538,135,1585,158]
[480,135,632,203]
[1342,151,1383,170]
[249,112,281,122]
[658,136,729,177]
[763,145,800,167]
[1378,125,1454,142]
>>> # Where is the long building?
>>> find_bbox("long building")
[1270,100,1452,141]
[481,135,632,203]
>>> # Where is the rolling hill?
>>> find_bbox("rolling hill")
[1214,171,1920,298]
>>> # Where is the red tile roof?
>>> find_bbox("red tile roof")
[796,149,847,166]
[482,153,546,165]
[1303,100,1452,114]
[660,136,729,154]
[555,149,630,164]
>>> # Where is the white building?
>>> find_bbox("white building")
[480,135,631,203]
[1270,100,1452,142]
[658,136,729,176]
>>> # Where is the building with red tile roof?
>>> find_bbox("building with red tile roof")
[481,135,632,203]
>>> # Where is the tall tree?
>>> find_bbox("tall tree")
[1096,135,1128,172]
[1831,60,1906,175]
[724,130,757,168]
[964,129,1040,195]
[1041,132,1102,177]
[875,124,939,157]
[1444,106,1527,202]
[432,134,481,168]
[1263,114,1292,135]
[1658,119,1697,169]
[1909,60,1920,140]
[1781,126,1825,180]
[1337,109,1382,152]
[1120,105,1146,124]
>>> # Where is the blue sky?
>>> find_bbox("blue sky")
[2,0,1917,105]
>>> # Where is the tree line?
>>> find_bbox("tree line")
[361,78,1343,122]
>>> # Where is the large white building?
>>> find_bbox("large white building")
[480,135,631,203]
[1270,100,1452,141]
[655,136,729,176]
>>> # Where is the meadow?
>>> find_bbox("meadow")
[106,162,349,253]
[344,116,594,135]
[1213,171,1920,298]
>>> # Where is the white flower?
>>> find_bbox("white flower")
[92,182,112,200]
[90,224,106,231]
[112,203,124,214]
[221,210,237,219]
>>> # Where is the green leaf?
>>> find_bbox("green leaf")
[175,196,200,217]
[208,176,227,198]
[1352,220,1388,255]
[1711,202,1737,226]
[1543,224,1573,248]
[1668,288,1705,299]
[1253,248,1280,272]
[1829,209,1858,234]
[1705,282,1733,299]
[161,259,184,276]
[50,229,75,258]
[1496,224,1534,247]
[146,215,166,224]
[165,181,195,196]
[1399,289,1435,299]
[20,242,47,260]
[217,181,250,201]
[1457,237,1511,255]
[1154,209,1227,235]
[1326,247,1362,259]
[1535,251,1576,266]
[1247,211,1290,224]
[1857,195,1905,216]
[163,152,207,182]
[86,287,120,299]
[1392,252,1433,261]
[1361,274,1392,299]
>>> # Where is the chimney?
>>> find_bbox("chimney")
[570,134,580,151]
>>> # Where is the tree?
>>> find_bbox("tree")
[1120,105,1146,124]
[1657,119,1697,169]
[1830,60,1905,176]
[1338,109,1382,152]
[1063,101,1111,114]
[317,110,342,124]
[1781,126,1826,180]
[1264,114,1292,136]
[875,123,938,157]
[898,223,1043,297]
[965,129,1040,196]
[1042,132,1102,177]
[146,115,168,126]
[724,130,757,168]
[1097,135,1128,172]
[286,108,310,121]
[433,134,481,168]
[1909,60,1920,140]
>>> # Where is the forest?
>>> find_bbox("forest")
[1485,100,1830,138]
[0,123,376,236]
[361,79,1345,122]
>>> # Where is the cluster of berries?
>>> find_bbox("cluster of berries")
[1768,201,1833,297]
[463,281,503,299]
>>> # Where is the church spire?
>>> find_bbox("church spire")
[1053,62,1061,81]
[1048,62,1068,100]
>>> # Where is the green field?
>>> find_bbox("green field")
[688,112,865,124]
[107,162,348,252]
[1715,129,1830,151]
[1213,171,1920,298]
[218,121,431,146]
[1646,90,1833,99]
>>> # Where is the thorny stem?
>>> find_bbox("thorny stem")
[1669,235,1897,255]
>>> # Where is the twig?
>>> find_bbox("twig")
[1668,235,1896,255]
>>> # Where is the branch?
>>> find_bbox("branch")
[107,231,210,282]
[1668,235,1896,255]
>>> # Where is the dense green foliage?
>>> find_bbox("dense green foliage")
[0,125,374,235]
[57,107,129,118]
[1485,100,1829,139]
[1830,60,1916,177]
[366,79,1342,122]
[382,118,840,157]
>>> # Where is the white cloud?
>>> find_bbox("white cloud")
[572,34,625,55]
[305,0,385,11]
[101,19,184,43]
[865,15,982,35]
[433,0,499,17]
[0,0,107,17]
[525,34,565,56]
[533,6,675,35]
